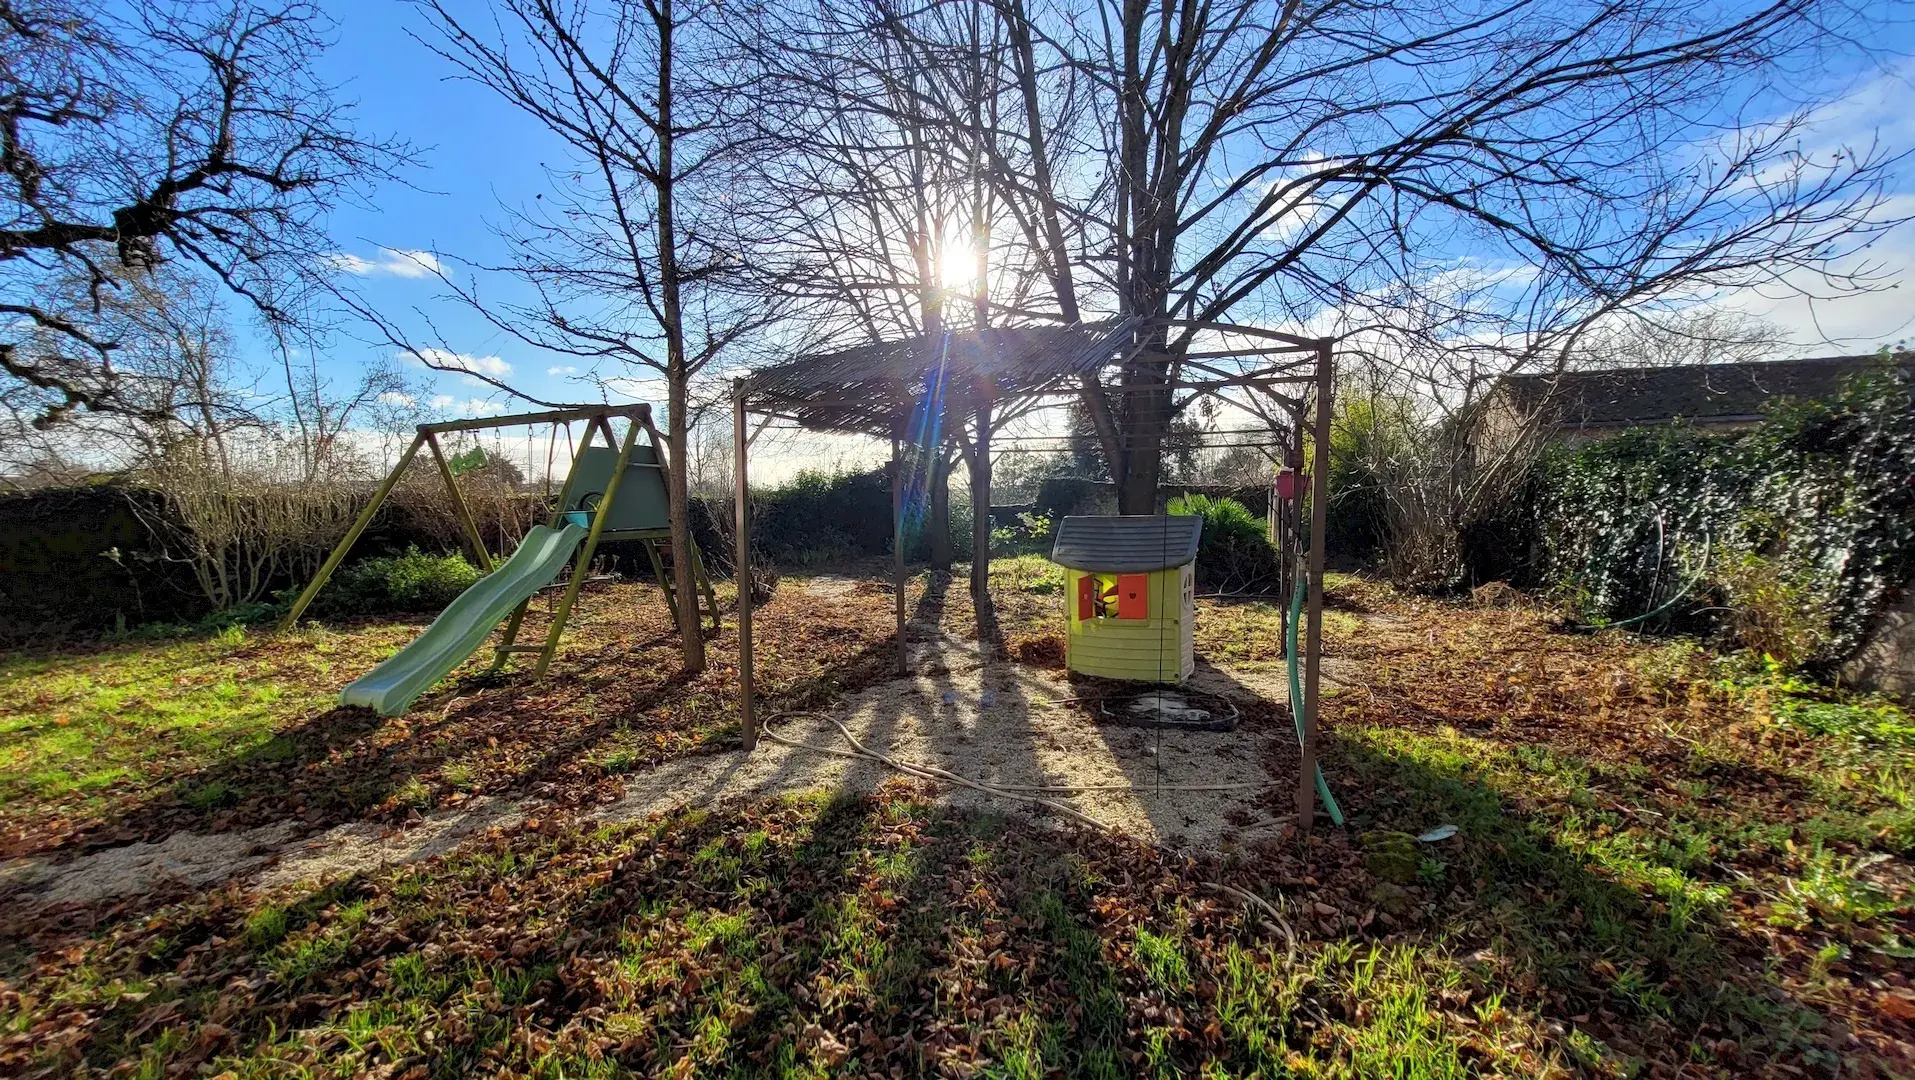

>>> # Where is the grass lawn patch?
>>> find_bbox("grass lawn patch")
[0,578,905,860]
[1,564,1909,1075]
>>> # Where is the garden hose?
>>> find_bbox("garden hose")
[1603,526,1713,630]
[1288,572,1345,826]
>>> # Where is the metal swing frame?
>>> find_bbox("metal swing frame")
[279,403,719,679]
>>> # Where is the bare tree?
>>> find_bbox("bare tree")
[0,0,406,428]
[411,0,782,673]
[1,261,248,465]
[729,0,1062,591]
[781,0,1903,513]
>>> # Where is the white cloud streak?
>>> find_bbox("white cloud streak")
[405,347,513,380]
[327,248,443,278]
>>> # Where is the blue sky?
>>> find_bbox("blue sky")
[302,1,1915,440]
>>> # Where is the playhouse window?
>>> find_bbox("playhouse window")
[1077,573,1149,620]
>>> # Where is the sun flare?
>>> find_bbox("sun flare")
[938,234,983,288]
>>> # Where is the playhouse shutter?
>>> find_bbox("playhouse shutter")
[1118,574,1149,619]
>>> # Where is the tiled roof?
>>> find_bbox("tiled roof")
[1496,353,1913,428]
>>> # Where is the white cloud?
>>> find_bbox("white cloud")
[376,391,416,407]
[605,375,668,404]
[1714,222,1915,350]
[406,347,513,380]
[547,365,579,376]
[424,393,508,417]
[326,248,443,278]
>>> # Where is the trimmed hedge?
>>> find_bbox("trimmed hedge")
[1168,493,1281,593]
[0,484,206,640]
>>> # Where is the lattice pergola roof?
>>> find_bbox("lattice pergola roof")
[728,316,1339,830]
[743,318,1146,435]
[742,317,1328,436]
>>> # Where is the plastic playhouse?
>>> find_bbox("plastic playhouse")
[1049,514,1202,683]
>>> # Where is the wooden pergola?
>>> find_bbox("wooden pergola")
[731,319,1337,829]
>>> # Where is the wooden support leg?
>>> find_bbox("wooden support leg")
[892,431,907,675]
[690,541,720,632]
[426,431,496,573]
[534,420,641,680]
[644,536,679,621]
[281,433,425,629]
[490,599,534,673]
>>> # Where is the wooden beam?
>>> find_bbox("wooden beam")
[1160,318,1321,348]
[419,403,651,436]
[734,382,756,749]
[1299,340,1333,835]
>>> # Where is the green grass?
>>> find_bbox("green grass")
[4,568,1906,1077]
[0,623,410,821]
[1332,717,1907,1069]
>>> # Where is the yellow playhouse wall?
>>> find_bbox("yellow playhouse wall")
[1063,565,1195,682]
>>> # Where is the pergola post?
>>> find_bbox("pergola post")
[1298,339,1333,834]
[733,380,756,750]
[892,423,908,675]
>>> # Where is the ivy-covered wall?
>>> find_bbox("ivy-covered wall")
[1535,367,1915,670]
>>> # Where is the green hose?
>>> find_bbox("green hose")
[1602,530,1713,630]
[1288,573,1345,826]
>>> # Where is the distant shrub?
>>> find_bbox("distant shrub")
[990,510,1055,556]
[1168,494,1279,593]
[312,548,483,616]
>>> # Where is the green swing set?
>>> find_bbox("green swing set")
[281,403,718,716]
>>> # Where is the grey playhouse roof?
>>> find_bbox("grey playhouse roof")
[1493,353,1914,430]
[1050,515,1203,573]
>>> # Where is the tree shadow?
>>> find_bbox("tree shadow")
[10,787,1176,1077]
[1320,727,1845,1063]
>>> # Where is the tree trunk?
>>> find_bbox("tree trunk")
[929,451,952,570]
[970,387,991,602]
[1113,358,1170,514]
[655,0,706,673]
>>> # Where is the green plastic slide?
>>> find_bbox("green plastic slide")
[339,523,589,717]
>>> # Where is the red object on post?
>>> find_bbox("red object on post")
[1274,470,1305,500]
[1077,574,1096,621]
[1118,574,1149,619]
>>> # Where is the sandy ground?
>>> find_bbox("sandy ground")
[1,797,527,906]
[598,658,1312,850]
[1,614,1358,906]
